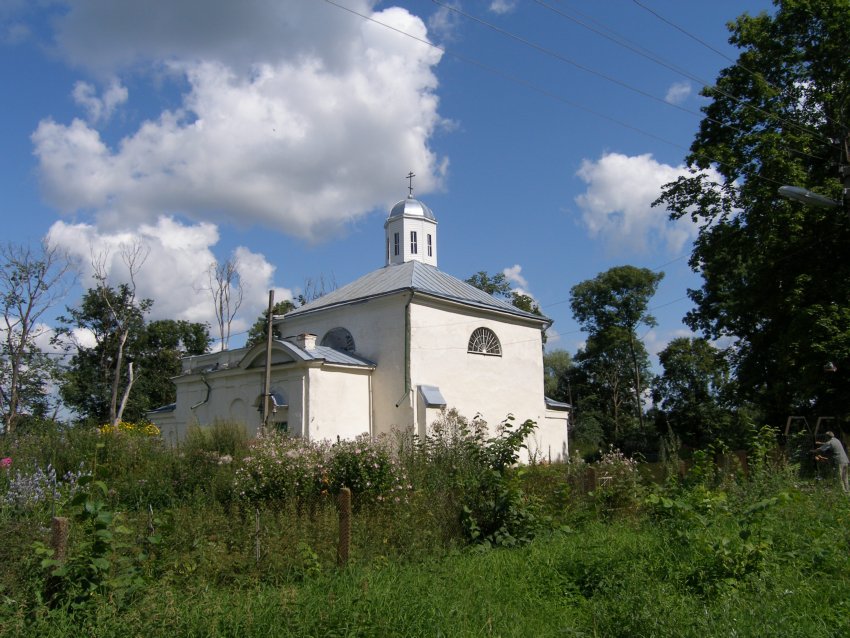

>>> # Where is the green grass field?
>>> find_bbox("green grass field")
[1,422,849,637]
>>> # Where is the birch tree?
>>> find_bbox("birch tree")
[207,259,243,351]
[0,241,76,432]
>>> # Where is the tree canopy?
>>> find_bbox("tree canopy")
[543,349,573,404]
[0,241,75,431]
[570,266,663,440]
[652,337,736,447]
[245,300,298,349]
[57,285,210,424]
[655,0,850,425]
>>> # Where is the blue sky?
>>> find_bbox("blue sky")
[0,0,774,360]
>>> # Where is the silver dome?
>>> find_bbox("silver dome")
[388,198,436,221]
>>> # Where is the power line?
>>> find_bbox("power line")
[516,0,834,158]
[320,0,692,152]
[629,0,846,141]
[321,0,809,197]
[432,0,706,120]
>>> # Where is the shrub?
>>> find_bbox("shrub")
[326,435,409,506]
[33,477,155,610]
[2,463,88,513]
[592,446,644,514]
[98,421,160,437]
[233,433,409,510]
[426,413,543,547]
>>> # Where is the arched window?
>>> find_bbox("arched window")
[468,327,501,356]
[321,327,356,353]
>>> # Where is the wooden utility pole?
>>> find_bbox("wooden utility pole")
[261,290,274,434]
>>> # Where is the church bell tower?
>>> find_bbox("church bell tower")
[384,172,438,267]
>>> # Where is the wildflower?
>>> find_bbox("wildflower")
[0,457,11,469]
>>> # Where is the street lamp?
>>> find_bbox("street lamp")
[777,185,841,209]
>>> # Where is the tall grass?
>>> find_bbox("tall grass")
[1,418,849,636]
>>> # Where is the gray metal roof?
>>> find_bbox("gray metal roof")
[419,385,447,408]
[286,261,549,323]
[236,339,375,369]
[388,197,435,221]
[307,345,375,367]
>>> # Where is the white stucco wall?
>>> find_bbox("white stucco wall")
[408,297,569,461]
[282,293,412,437]
[304,366,372,441]
[152,350,373,445]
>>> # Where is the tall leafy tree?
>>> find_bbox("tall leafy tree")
[57,287,210,424]
[245,299,297,349]
[56,283,152,424]
[543,349,573,403]
[655,0,850,425]
[465,271,512,298]
[652,337,736,447]
[0,241,76,432]
[573,326,651,446]
[570,266,663,433]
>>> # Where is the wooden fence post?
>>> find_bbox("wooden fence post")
[338,487,352,567]
[51,516,70,561]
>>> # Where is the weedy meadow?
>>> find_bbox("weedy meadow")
[0,415,848,637]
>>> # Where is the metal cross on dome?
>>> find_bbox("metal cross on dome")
[406,171,415,198]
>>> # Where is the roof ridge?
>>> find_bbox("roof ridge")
[286,261,548,323]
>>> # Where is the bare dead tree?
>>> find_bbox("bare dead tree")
[92,241,150,426]
[0,241,77,433]
[206,258,244,351]
[297,273,338,305]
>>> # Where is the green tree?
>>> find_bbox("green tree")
[510,292,543,316]
[465,271,512,298]
[0,241,75,432]
[652,337,736,447]
[56,287,209,424]
[570,266,663,433]
[573,326,650,447]
[133,319,211,416]
[543,349,573,403]
[655,0,850,425]
[245,299,297,349]
[466,271,547,347]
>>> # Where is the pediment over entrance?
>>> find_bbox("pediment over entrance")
[240,340,304,369]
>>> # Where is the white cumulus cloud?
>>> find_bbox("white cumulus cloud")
[72,79,128,123]
[574,152,719,256]
[46,217,292,339]
[502,264,528,289]
[31,1,447,243]
[23,1,448,329]
[665,81,692,105]
[489,1,518,15]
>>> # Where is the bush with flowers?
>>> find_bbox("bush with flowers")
[592,446,644,513]
[233,432,410,508]
[98,421,161,437]
[2,462,89,511]
[233,433,324,506]
[327,435,410,505]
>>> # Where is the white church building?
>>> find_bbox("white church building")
[151,194,570,461]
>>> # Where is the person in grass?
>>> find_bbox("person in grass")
[813,431,849,493]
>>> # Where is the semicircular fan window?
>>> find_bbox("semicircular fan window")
[467,327,501,356]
